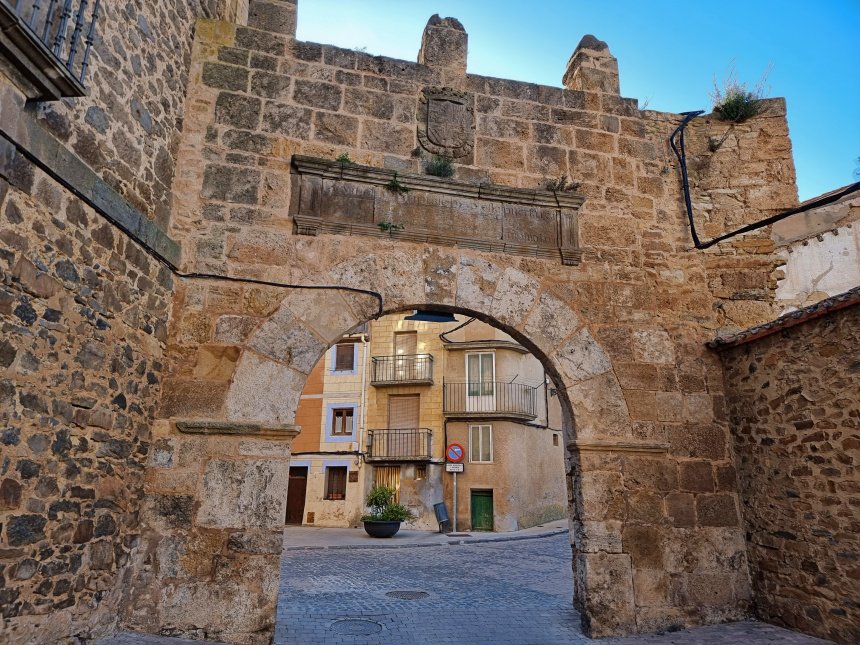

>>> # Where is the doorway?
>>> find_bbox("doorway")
[470,489,494,531]
[285,466,308,524]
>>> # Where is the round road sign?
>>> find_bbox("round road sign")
[446,443,465,463]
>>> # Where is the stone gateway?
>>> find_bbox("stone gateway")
[0,1,856,644]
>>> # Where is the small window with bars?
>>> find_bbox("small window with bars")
[331,408,355,436]
[325,466,347,500]
[333,343,356,371]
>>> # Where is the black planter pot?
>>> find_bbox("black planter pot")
[362,520,402,538]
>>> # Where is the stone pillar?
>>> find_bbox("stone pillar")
[248,0,297,37]
[418,14,468,78]
[563,34,620,94]
[126,421,298,645]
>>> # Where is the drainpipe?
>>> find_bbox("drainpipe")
[358,333,369,456]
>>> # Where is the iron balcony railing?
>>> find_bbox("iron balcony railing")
[443,381,537,419]
[2,0,101,91]
[371,354,433,386]
[366,428,432,462]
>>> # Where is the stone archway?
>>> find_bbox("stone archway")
[128,240,749,643]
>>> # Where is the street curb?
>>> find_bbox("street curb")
[283,527,568,551]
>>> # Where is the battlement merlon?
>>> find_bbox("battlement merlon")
[418,14,468,77]
[563,35,620,95]
[242,3,620,94]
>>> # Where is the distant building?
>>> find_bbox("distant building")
[288,312,566,531]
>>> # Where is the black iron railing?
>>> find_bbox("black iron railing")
[4,0,100,86]
[366,428,432,461]
[443,381,537,418]
[371,354,433,385]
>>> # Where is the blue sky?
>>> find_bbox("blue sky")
[297,1,859,201]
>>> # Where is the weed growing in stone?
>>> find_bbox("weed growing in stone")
[385,177,409,194]
[711,66,770,123]
[424,154,454,178]
[335,153,355,165]
[544,175,580,192]
[378,221,404,233]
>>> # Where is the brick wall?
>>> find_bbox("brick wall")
[719,299,860,644]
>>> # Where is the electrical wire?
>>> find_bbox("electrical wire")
[0,126,385,317]
[669,112,860,250]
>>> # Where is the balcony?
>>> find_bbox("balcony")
[443,382,537,421]
[0,0,100,99]
[366,428,432,462]
[371,354,433,386]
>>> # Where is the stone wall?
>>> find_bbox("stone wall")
[132,6,805,641]
[717,293,860,644]
[0,151,172,641]
[0,1,241,641]
[20,0,236,229]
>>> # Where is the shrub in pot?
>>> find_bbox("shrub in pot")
[361,485,415,538]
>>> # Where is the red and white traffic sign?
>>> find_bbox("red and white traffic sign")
[446,443,465,463]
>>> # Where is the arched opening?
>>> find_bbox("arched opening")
[274,305,582,641]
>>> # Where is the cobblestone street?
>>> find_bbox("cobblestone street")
[272,532,834,645]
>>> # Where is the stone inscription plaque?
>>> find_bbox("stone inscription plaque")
[290,156,584,265]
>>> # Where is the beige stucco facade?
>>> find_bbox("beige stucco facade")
[289,313,566,532]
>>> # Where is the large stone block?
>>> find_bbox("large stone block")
[197,460,290,529]
[575,552,636,637]
[226,353,304,424]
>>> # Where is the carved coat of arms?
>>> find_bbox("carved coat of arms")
[417,87,474,158]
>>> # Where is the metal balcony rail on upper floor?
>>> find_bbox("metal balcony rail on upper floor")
[1,0,100,94]
[443,381,537,420]
[366,428,433,461]
[371,354,434,386]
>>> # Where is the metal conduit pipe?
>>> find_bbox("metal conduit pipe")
[669,111,860,250]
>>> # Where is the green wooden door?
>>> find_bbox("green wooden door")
[470,490,494,531]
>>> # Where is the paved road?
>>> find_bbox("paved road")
[99,531,833,645]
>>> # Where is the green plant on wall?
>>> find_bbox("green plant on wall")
[711,65,770,123]
[544,175,580,192]
[385,176,409,194]
[335,153,355,165]
[424,154,454,178]
[378,221,404,233]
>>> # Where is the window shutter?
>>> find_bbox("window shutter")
[334,344,355,370]
[326,467,347,499]
[388,395,419,429]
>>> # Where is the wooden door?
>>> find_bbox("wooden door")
[285,466,308,524]
[471,489,494,531]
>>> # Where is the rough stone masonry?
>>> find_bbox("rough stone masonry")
[1,0,854,643]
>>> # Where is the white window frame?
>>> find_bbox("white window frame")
[469,424,493,463]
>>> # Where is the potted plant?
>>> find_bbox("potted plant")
[361,485,415,538]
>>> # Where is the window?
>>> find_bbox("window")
[553,433,559,446]
[466,353,495,396]
[325,466,347,500]
[333,343,356,371]
[331,408,355,436]
[415,464,426,481]
[470,425,493,463]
